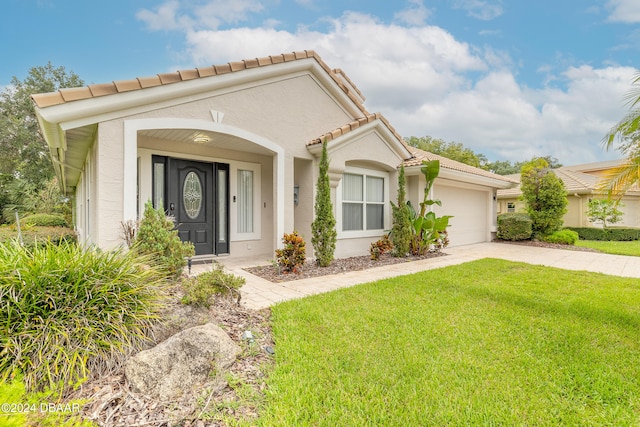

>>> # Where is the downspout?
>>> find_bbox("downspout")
[574,193,582,227]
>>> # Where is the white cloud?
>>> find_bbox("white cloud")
[136,0,264,31]
[394,0,432,26]
[142,2,636,164]
[452,0,504,21]
[607,0,640,23]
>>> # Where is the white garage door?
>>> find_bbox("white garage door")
[432,184,489,246]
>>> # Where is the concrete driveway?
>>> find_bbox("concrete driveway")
[204,242,640,310]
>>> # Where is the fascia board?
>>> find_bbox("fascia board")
[308,120,412,160]
[405,164,516,189]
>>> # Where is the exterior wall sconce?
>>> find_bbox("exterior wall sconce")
[293,185,299,206]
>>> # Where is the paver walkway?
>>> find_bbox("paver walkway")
[192,242,640,310]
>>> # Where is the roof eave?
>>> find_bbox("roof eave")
[35,57,363,130]
[307,119,412,160]
[405,164,517,189]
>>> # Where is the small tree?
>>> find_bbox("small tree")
[390,164,412,256]
[587,198,624,228]
[311,139,337,267]
[133,201,195,278]
[520,158,567,237]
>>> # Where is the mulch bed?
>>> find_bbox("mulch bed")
[245,251,447,283]
[69,294,274,427]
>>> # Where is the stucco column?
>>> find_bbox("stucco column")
[328,165,344,211]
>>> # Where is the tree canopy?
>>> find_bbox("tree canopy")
[601,69,640,199]
[520,158,567,236]
[404,135,561,175]
[0,63,82,223]
[0,62,83,186]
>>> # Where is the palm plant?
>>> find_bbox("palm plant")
[601,70,640,199]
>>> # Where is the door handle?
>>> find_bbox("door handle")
[170,202,175,211]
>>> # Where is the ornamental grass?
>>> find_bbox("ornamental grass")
[0,240,169,392]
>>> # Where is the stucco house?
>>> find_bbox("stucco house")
[497,160,640,228]
[32,50,515,260]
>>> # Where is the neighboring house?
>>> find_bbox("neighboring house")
[497,160,640,228]
[33,50,515,260]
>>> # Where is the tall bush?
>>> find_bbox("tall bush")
[311,139,337,267]
[133,201,194,278]
[408,160,453,255]
[0,240,168,391]
[520,159,567,237]
[390,165,412,257]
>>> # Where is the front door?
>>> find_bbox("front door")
[166,158,229,255]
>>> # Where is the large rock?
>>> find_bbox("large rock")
[125,323,241,401]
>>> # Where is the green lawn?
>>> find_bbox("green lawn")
[576,239,640,256]
[256,259,640,426]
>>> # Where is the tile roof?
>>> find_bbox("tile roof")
[497,168,602,197]
[31,50,368,114]
[306,112,404,147]
[33,49,515,188]
[405,147,518,183]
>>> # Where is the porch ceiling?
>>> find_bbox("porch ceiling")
[138,128,275,156]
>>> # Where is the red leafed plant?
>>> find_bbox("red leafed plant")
[275,231,306,273]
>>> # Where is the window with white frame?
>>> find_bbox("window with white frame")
[341,171,385,232]
[237,169,254,233]
[232,162,261,241]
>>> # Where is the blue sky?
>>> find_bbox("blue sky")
[3,0,640,164]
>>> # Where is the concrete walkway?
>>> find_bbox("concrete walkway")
[193,242,640,310]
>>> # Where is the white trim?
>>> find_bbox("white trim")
[336,166,390,239]
[124,118,284,246]
[232,162,261,241]
[308,120,412,161]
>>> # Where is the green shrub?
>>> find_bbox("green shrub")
[181,264,245,308]
[565,227,640,241]
[390,165,412,257]
[275,231,306,273]
[497,213,533,241]
[0,372,93,426]
[21,213,68,227]
[311,139,337,267]
[132,201,195,279]
[542,229,579,245]
[0,240,168,392]
[370,234,393,260]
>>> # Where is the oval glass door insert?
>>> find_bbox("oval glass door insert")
[183,171,203,219]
